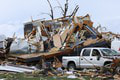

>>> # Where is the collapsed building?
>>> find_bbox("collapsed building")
[0,1,120,78]
[0,0,111,63]
[6,14,110,63]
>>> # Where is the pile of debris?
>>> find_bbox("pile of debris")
[0,60,120,80]
[0,0,120,79]
[0,0,111,63]
[5,14,110,63]
[0,15,111,64]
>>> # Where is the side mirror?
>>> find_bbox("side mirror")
[97,56,101,60]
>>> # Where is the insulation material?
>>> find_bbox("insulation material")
[10,39,37,54]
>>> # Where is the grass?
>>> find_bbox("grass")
[0,72,114,80]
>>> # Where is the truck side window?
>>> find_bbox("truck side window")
[92,49,101,56]
[82,49,91,56]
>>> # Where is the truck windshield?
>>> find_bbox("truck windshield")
[100,49,120,56]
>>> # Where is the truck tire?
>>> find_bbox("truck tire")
[102,62,112,74]
[116,67,120,74]
[68,62,76,70]
[104,62,112,68]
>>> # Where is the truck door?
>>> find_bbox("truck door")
[80,49,92,68]
[91,49,104,67]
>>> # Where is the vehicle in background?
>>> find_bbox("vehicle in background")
[111,38,120,53]
[62,47,120,69]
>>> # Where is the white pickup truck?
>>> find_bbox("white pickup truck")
[62,47,120,69]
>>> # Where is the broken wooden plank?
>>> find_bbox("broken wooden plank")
[8,48,73,62]
[53,34,62,48]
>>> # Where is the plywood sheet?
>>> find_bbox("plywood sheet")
[53,34,62,48]
[60,29,69,43]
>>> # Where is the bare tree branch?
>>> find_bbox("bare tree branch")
[41,12,55,20]
[56,0,69,17]
[63,0,68,17]
[56,0,64,14]
[54,6,61,9]
[41,12,51,16]
[47,0,54,20]
[71,5,79,17]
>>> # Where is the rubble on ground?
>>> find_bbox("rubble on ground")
[6,14,111,63]
[0,1,120,79]
[0,10,119,80]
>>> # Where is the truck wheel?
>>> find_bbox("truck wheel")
[104,63,112,68]
[116,67,120,74]
[102,63,112,74]
[68,63,76,71]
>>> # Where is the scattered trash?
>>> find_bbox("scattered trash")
[0,63,36,73]
[67,74,77,79]
[0,79,5,80]
[66,71,73,75]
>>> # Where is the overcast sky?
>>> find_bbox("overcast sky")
[0,0,120,37]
